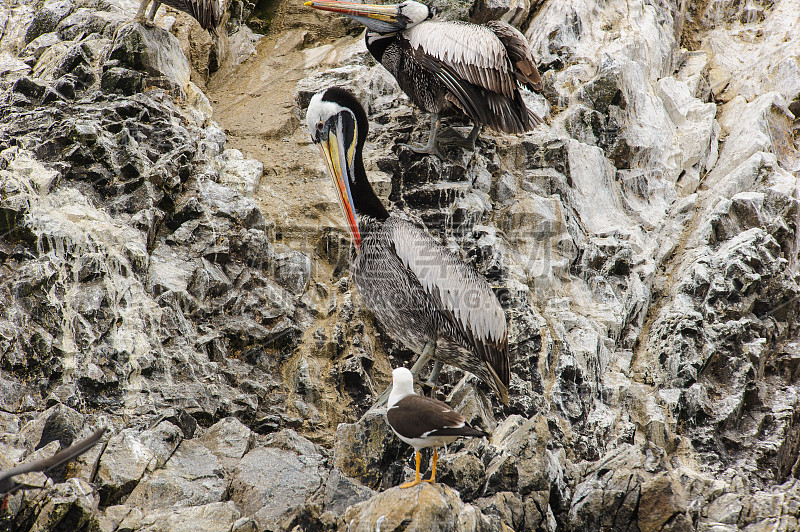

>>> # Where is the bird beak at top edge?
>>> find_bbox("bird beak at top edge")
[304,0,401,24]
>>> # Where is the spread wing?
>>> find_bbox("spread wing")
[405,20,542,132]
[405,21,518,98]
[386,217,510,393]
[411,49,538,132]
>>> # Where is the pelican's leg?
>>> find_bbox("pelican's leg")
[372,342,435,407]
[437,123,482,150]
[400,113,443,159]
[399,451,422,488]
[409,341,435,379]
[372,386,391,408]
[423,361,443,389]
[135,0,151,23]
[146,0,161,23]
[464,124,482,147]
[424,449,439,484]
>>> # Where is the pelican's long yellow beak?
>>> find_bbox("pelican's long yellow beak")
[315,122,362,249]
[305,0,401,25]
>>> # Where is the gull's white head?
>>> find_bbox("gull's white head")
[388,367,415,407]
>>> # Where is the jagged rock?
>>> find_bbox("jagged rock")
[218,148,263,197]
[272,244,312,295]
[568,444,690,531]
[24,0,73,44]
[638,473,694,531]
[6,478,101,532]
[475,491,524,530]
[96,430,156,505]
[195,180,266,229]
[313,468,376,515]
[656,76,719,177]
[484,416,559,498]
[344,483,493,531]
[116,501,241,532]
[100,66,144,95]
[564,105,604,146]
[200,416,253,468]
[469,0,509,24]
[21,32,62,61]
[446,380,496,433]
[125,439,226,510]
[137,420,183,469]
[437,450,487,502]
[332,410,406,491]
[0,52,31,81]
[229,437,326,529]
[106,23,191,96]
[0,0,798,528]
[56,8,117,41]
[19,403,84,454]
[675,50,711,101]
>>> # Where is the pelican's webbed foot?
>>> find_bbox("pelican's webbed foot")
[400,112,444,159]
[400,139,444,160]
[436,124,482,151]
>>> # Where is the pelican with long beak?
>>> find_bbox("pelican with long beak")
[307,87,510,405]
[306,0,543,157]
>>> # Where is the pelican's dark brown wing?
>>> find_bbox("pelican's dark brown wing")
[486,20,542,92]
[386,217,510,403]
[405,20,543,133]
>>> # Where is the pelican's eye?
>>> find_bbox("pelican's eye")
[316,121,324,131]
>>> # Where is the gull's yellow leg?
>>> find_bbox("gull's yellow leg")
[399,451,422,488]
[424,449,438,484]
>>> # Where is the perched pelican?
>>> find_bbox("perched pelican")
[387,367,489,488]
[135,0,223,33]
[0,428,107,496]
[306,0,543,157]
[306,87,510,404]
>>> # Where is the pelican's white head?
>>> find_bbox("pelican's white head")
[396,0,430,27]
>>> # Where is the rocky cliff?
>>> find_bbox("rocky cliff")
[0,0,798,530]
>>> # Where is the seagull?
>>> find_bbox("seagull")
[387,367,488,488]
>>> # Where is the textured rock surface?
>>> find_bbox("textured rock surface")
[0,0,798,530]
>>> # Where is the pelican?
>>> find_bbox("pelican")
[387,367,489,488]
[306,0,543,157]
[135,0,223,33]
[306,87,510,404]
